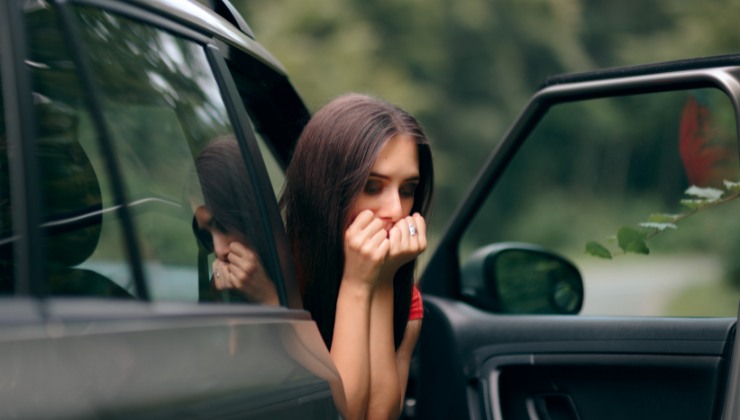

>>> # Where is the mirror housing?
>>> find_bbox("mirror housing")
[461,242,584,314]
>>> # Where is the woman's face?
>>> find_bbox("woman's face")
[193,205,248,261]
[348,134,420,232]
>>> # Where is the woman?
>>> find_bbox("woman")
[189,136,279,305]
[281,93,433,419]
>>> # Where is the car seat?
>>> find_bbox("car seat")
[0,98,130,297]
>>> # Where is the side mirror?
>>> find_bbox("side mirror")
[461,242,584,314]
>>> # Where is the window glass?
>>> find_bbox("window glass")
[24,5,280,304]
[255,132,286,198]
[462,88,740,316]
[22,5,130,298]
[225,64,290,199]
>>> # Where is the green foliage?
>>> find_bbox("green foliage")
[586,181,740,259]
[585,241,612,259]
[233,0,740,247]
[616,227,650,255]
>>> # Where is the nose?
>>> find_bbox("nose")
[377,190,404,223]
[212,232,230,261]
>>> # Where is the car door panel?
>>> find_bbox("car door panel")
[0,301,340,418]
[419,296,733,420]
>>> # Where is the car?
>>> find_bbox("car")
[3,1,740,419]
[0,0,335,418]
[414,56,740,419]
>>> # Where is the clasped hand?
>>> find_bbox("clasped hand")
[343,210,427,289]
[212,242,279,305]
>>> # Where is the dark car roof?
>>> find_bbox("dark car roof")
[127,0,288,76]
[541,52,740,88]
[121,0,309,165]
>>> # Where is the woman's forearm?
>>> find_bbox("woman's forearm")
[331,280,373,419]
[367,280,402,419]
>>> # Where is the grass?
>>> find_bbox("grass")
[664,280,740,317]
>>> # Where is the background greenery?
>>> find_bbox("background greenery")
[231,0,740,315]
[233,0,740,241]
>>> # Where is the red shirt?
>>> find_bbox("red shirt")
[409,285,423,320]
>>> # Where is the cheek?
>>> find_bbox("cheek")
[223,231,249,248]
[402,197,415,216]
[348,195,374,221]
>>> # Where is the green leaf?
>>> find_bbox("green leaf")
[617,226,650,254]
[724,180,740,193]
[629,241,650,254]
[680,198,709,209]
[586,241,612,259]
[685,185,723,201]
[639,222,677,231]
[647,213,680,223]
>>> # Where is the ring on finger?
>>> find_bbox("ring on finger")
[409,223,417,237]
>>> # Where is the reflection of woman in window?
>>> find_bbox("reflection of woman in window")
[281,94,434,419]
[190,136,278,305]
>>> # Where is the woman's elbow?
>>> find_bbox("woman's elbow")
[367,388,402,420]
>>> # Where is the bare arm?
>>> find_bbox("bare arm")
[395,318,421,408]
[331,281,373,419]
[332,210,390,419]
[367,282,401,420]
[367,214,427,419]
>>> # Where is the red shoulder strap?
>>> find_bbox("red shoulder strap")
[409,285,423,320]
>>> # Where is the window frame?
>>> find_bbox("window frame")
[216,39,311,309]
[422,65,740,304]
[0,0,46,296]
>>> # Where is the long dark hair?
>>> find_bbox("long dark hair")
[192,136,258,245]
[281,93,434,350]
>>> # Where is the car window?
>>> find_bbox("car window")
[22,4,281,304]
[255,133,286,198]
[461,88,740,316]
[224,64,294,199]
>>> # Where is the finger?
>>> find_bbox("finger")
[228,241,250,257]
[346,215,385,251]
[345,211,375,245]
[376,236,391,260]
[222,263,234,289]
[412,213,428,252]
[228,263,248,288]
[388,223,402,247]
[227,249,248,271]
[364,216,387,237]
[365,228,391,262]
[394,218,409,249]
[348,209,376,232]
[212,261,226,290]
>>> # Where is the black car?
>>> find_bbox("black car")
[2,1,740,419]
[1,0,332,418]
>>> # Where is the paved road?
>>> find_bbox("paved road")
[575,255,723,316]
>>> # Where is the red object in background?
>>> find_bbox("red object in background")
[679,95,736,188]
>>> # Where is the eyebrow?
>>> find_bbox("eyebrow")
[368,172,420,182]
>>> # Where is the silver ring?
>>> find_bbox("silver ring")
[409,223,417,236]
[215,269,221,278]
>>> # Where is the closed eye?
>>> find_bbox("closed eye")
[400,182,418,198]
[364,179,383,195]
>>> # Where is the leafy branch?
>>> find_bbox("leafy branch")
[586,180,740,259]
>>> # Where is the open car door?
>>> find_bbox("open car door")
[414,55,740,420]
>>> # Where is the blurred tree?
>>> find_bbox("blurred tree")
[232,0,740,252]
